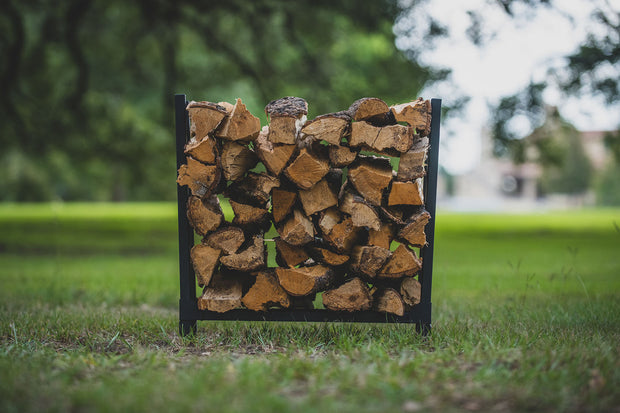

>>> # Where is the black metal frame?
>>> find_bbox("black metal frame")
[175,94,441,336]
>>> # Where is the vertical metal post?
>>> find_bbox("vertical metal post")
[175,94,197,336]
[419,98,441,335]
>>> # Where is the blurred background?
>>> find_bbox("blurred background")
[0,0,618,209]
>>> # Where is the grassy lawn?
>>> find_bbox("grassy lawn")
[0,203,618,412]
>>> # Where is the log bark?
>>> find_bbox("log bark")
[388,180,424,206]
[372,288,407,316]
[186,101,228,140]
[184,136,218,165]
[299,179,338,216]
[265,97,308,144]
[197,277,243,313]
[203,226,245,255]
[349,122,413,153]
[367,222,395,249]
[329,145,358,167]
[349,245,392,278]
[271,188,297,223]
[400,277,422,306]
[284,148,330,190]
[242,270,290,311]
[377,244,422,279]
[255,126,296,175]
[322,277,372,311]
[348,156,392,205]
[226,172,280,206]
[398,210,431,247]
[397,137,429,181]
[301,113,350,145]
[323,216,363,253]
[187,195,224,236]
[390,98,431,137]
[219,234,265,272]
[216,98,261,142]
[309,246,350,266]
[190,244,222,287]
[278,209,315,246]
[230,200,270,227]
[339,190,381,230]
[275,265,334,296]
[348,97,390,123]
[220,141,258,181]
[274,236,310,268]
[177,157,220,198]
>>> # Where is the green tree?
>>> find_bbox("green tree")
[0,0,433,201]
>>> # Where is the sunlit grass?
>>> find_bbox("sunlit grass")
[0,203,618,412]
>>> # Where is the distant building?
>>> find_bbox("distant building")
[441,128,614,211]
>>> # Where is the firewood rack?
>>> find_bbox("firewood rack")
[175,94,441,336]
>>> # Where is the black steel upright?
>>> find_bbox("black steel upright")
[175,94,197,336]
[175,95,441,335]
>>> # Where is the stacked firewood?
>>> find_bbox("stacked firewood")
[177,96,431,315]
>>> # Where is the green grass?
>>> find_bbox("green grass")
[1,203,619,412]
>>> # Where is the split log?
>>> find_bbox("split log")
[284,148,330,190]
[301,112,350,145]
[318,207,342,236]
[309,246,349,266]
[176,157,220,198]
[349,246,392,278]
[339,190,381,230]
[400,277,422,306]
[349,122,413,153]
[242,270,290,311]
[278,209,315,246]
[329,145,358,167]
[372,288,407,316]
[398,210,431,247]
[274,236,310,268]
[323,216,363,253]
[377,244,422,279]
[367,222,395,249]
[388,180,424,206]
[230,200,270,227]
[187,195,224,236]
[322,277,372,311]
[220,141,258,181]
[275,265,334,296]
[184,137,218,165]
[190,244,221,287]
[255,126,296,176]
[271,188,297,223]
[348,97,390,123]
[226,172,280,206]
[348,156,392,205]
[216,98,261,142]
[203,226,245,255]
[265,96,308,144]
[390,98,431,136]
[299,179,338,216]
[219,234,265,272]
[397,137,429,181]
[186,101,228,140]
[197,277,243,312]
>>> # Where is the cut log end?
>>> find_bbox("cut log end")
[242,271,290,311]
[322,278,372,312]
[197,277,243,313]
[187,195,224,236]
[373,288,407,316]
[219,234,265,272]
[400,277,421,306]
[377,244,421,279]
[190,244,222,287]
[275,265,334,296]
[349,246,392,278]
[216,98,261,142]
[285,148,330,190]
[203,226,245,255]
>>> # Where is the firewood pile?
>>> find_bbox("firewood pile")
[177,96,432,316]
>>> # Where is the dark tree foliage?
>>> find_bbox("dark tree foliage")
[0,0,432,201]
